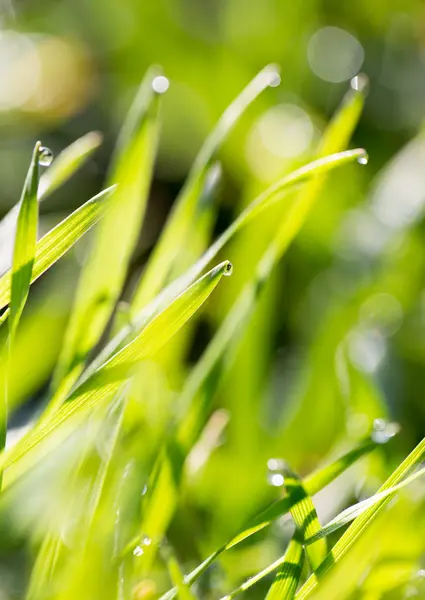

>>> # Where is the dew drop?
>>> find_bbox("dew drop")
[133,545,144,557]
[141,484,148,496]
[224,262,233,276]
[417,570,425,579]
[39,146,53,167]
[152,75,169,94]
[268,71,281,88]
[267,458,287,487]
[357,151,369,165]
[142,536,152,546]
[350,73,369,94]
[371,418,400,444]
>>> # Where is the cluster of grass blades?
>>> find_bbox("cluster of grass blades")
[0,65,424,600]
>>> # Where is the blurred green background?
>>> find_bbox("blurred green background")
[1,0,425,597]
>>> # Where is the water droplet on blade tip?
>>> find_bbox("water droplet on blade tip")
[357,151,369,165]
[224,262,233,276]
[267,68,281,87]
[39,146,53,167]
[350,74,369,94]
[152,76,169,94]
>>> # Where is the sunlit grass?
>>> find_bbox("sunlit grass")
[0,66,423,600]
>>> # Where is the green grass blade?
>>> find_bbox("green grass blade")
[0,132,102,277]
[226,441,377,549]
[265,538,304,600]
[138,82,368,566]
[0,186,115,312]
[130,65,279,313]
[157,439,378,600]
[38,131,103,200]
[52,67,165,397]
[2,141,41,484]
[27,533,62,600]
[304,464,425,545]
[219,535,303,600]
[318,74,368,156]
[283,467,327,572]
[9,142,41,338]
[295,437,425,598]
[0,261,231,475]
[85,149,366,381]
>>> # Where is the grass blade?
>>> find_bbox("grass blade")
[9,142,41,338]
[130,65,279,313]
[51,67,165,400]
[265,537,304,600]
[295,437,425,598]
[0,132,102,277]
[1,142,41,477]
[282,467,327,572]
[176,78,368,433]
[227,441,377,549]
[84,149,367,382]
[0,261,231,475]
[0,186,115,312]
[219,535,303,600]
[304,464,425,545]
[138,80,368,568]
[157,439,379,600]
[38,131,103,200]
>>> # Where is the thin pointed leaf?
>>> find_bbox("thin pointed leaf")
[266,538,304,600]
[219,535,303,600]
[0,261,231,476]
[84,149,367,382]
[295,437,425,599]
[52,67,165,399]
[0,186,115,312]
[157,439,379,600]
[139,81,369,569]
[9,141,41,337]
[38,131,103,200]
[131,65,279,313]
[304,464,425,545]
[0,132,102,277]
[1,142,41,472]
[282,467,327,572]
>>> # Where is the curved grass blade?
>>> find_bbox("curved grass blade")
[265,537,304,600]
[282,467,327,572]
[38,131,103,200]
[304,464,425,546]
[295,437,425,599]
[27,534,63,600]
[0,186,115,312]
[0,132,102,277]
[219,535,303,600]
[8,141,41,339]
[1,142,41,486]
[84,149,367,382]
[157,439,378,600]
[137,81,369,569]
[0,261,231,476]
[131,65,280,313]
[51,67,166,403]
[226,440,377,549]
